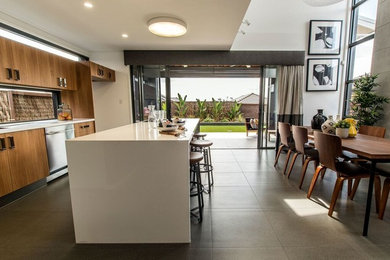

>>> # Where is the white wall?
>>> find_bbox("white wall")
[89,52,132,132]
[232,0,351,125]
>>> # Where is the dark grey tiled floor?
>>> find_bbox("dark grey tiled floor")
[1,149,390,259]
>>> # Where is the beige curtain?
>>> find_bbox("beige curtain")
[277,65,303,125]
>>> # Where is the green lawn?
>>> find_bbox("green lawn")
[200,125,246,132]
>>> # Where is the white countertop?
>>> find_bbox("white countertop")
[69,118,199,142]
[0,118,95,134]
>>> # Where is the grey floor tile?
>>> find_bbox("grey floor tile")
[212,210,280,248]
[204,186,260,209]
[213,162,243,173]
[213,172,249,186]
[284,246,367,260]
[212,247,288,260]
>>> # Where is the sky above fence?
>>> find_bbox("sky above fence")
[161,77,260,101]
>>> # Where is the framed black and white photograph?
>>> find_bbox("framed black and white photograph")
[308,20,342,55]
[306,58,339,91]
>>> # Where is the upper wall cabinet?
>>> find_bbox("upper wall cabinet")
[0,36,77,90]
[90,61,116,82]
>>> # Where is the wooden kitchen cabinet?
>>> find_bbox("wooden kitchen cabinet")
[5,129,49,191]
[90,61,115,82]
[0,134,13,197]
[74,121,95,137]
[0,36,78,90]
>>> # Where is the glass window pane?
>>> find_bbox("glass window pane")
[353,0,378,42]
[344,83,355,116]
[350,38,374,79]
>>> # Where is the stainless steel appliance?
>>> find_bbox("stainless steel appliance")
[45,124,74,182]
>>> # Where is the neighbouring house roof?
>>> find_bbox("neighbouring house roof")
[161,95,179,102]
[235,93,260,104]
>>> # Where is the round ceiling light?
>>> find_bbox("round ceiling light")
[148,17,187,37]
[302,0,344,6]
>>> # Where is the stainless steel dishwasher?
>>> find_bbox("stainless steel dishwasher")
[45,124,75,182]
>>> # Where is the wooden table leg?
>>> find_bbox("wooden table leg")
[363,161,376,236]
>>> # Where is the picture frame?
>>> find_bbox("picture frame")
[308,20,342,55]
[306,58,339,92]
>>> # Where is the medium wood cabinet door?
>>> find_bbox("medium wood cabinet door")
[6,129,49,191]
[0,37,16,84]
[74,121,95,137]
[0,134,13,197]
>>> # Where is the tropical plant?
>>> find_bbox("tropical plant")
[203,116,214,123]
[227,101,242,121]
[335,120,350,129]
[220,118,230,123]
[350,74,389,126]
[211,98,224,121]
[161,102,167,111]
[196,99,208,120]
[174,93,188,117]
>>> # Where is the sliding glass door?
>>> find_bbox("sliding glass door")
[257,67,277,149]
[130,65,163,122]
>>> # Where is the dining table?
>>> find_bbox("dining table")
[308,132,390,236]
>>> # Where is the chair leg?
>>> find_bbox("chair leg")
[307,165,324,199]
[283,149,293,175]
[208,147,214,187]
[328,177,345,217]
[379,178,390,220]
[302,154,305,166]
[349,178,361,200]
[299,158,310,189]
[374,176,382,213]
[347,179,353,196]
[274,145,283,167]
[321,168,327,179]
[287,152,299,178]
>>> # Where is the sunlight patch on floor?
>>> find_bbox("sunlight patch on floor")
[284,199,328,217]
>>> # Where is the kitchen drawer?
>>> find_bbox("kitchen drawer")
[74,121,95,137]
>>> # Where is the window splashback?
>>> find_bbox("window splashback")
[0,88,55,123]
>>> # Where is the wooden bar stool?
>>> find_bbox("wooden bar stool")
[193,133,207,140]
[190,152,204,223]
[190,140,214,192]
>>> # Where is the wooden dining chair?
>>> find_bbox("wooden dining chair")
[274,122,295,175]
[287,126,319,189]
[375,164,390,219]
[348,125,386,201]
[307,131,370,217]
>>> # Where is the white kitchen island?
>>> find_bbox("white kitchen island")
[66,119,199,244]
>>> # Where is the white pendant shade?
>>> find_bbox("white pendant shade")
[148,17,187,37]
[303,0,344,6]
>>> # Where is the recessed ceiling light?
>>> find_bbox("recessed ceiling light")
[122,33,128,38]
[84,1,93,8]
[246,65,251,68]
[148,17,187,37]
[183,65,188,68]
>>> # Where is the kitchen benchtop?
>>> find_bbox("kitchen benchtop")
[0,118,95,134]
[68,118,199,142]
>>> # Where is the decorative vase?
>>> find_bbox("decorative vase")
[344,118,357,137]
[311,109,327,130]
[336,128,349,139]
[321,115,336,134]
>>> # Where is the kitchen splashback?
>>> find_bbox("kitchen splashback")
[0,88,55,123]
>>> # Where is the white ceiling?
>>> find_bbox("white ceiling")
[0,0,250,52]
[232,0,349,51]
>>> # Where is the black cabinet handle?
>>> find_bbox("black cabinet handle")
[80,125,90,129]
[6,68,12,79]
[14,70,20,81]
[8,136,15,149]
[0,138,6,151]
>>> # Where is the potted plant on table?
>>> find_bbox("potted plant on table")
[350,74,389,127]
[335,120,351,139]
